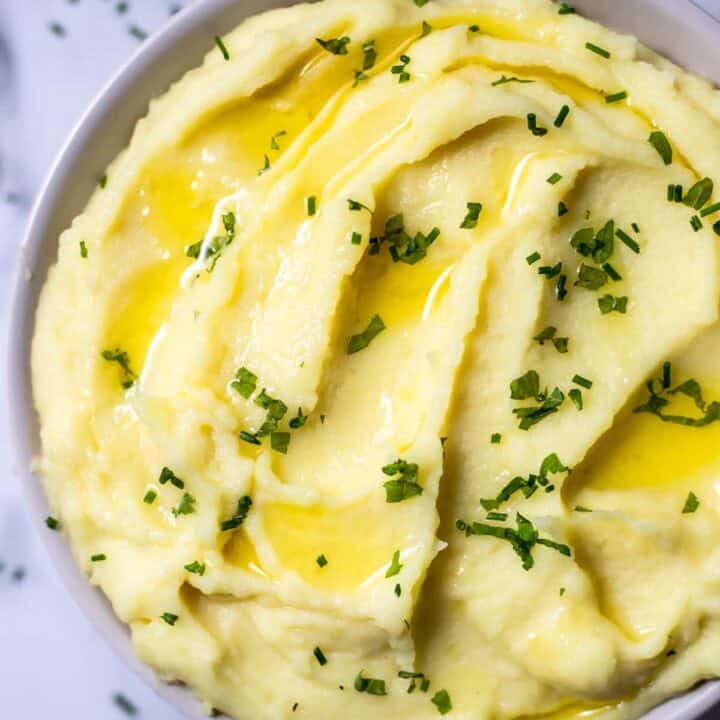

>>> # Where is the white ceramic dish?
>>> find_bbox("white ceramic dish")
[8,1,720,718]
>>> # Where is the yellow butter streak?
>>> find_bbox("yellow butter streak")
[262,502,404,592]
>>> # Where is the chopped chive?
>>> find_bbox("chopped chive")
[486,511,508,521]
[270,130,287,150]
[161,612,178,626]
[258,155,271,175]
[575,505,592,512]
[690,215,703,232]
[351,231,363,245]
[240,430,261,446]
[631,222,640,233]
[431,689,452,715]
[603,263,622,281]
[220,496,253,532]
[460,202,483,229]
[347,314,386,354]
[572,374,592,389]
[214,35,230,61]
[316,36,350,55]
[313,647,328,666]
[558,3,576,13]
[539,262,562,279]
[394,583,402,597]
[554,104,570,128]
[383,459,423,503]
[45,516,60,531]
[569,388,583,410]
[547,173,563,185]
[422,21,433,36]
[555,274,568,301]
[684,178,714,210]
[128,25,148,42]
[585,42,610,59]
[682,491,699,514]
[231,367,258,399]
[616,228,640,254]
[598,294,628,314]
[527,113,548,137]
[171,493,196,517]
[386,549,403,578]
[491,433,502,444]
[49,21,66,37]
[605,91,627,104]
[158,467,184,489]
[492,75,535,86]
[99,174,108,189]
[662,361,672,389]
[354,672,387,696]
[649,131,673,165]
[348,198,371,212]
[184,561,206,576]
[714,221,720,236]
[316,554,328,568]
[91,554,107,562]
[112,694,138,716]
[306,196,317,216]
[526,251,541,265]
[391,54,411,83]
[143,490,157,504]
[558,201,569,216]
[270,432,290,454]
[79,240,88,258]
[700,202,720,218]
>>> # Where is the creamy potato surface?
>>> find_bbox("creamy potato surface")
[33,1,720,718]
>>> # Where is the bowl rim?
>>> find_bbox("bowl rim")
[7,1,720,718]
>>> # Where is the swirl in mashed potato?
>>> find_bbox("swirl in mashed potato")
[33,1,720,718]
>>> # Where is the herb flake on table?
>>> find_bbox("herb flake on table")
[112,693,138,716]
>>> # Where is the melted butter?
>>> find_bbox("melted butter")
[223,529,267,578]
[355,256,454,326]
[262,502,402,592]
[566,391,720,496]
[520,700,619,720]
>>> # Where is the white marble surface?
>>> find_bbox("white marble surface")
[2,1,720,718]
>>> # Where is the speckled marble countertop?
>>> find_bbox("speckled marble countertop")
[2,1,720,718]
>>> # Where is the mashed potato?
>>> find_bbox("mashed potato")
[32,0,720,717]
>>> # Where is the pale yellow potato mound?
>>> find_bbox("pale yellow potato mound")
[32,1,720,718]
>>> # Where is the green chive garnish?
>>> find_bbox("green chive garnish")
[585,42,610,59]
[649,131,673,165]
[554,104,570,128]
[214,35,230,61]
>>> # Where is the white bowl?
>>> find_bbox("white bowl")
[8,1,720,718]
